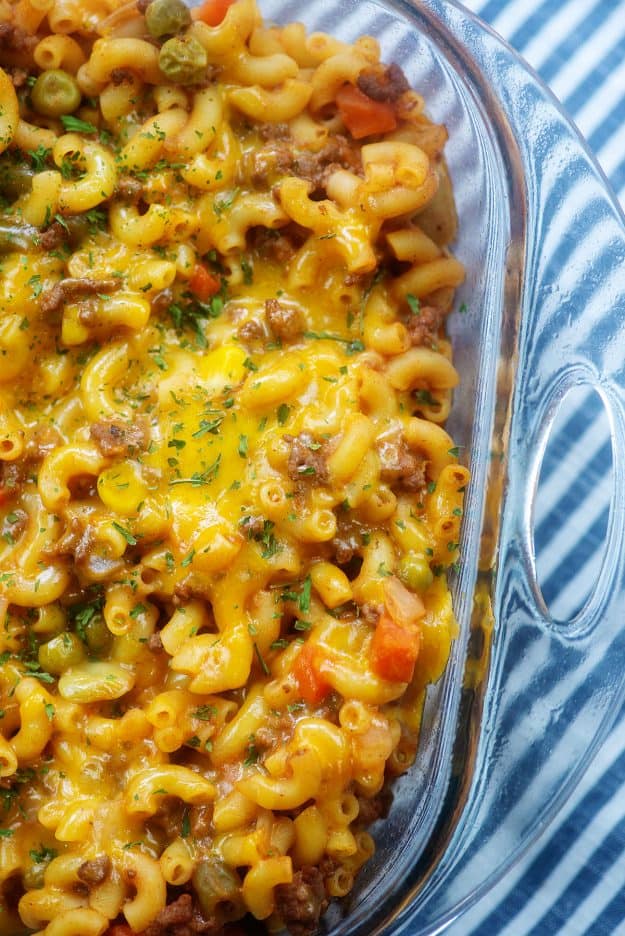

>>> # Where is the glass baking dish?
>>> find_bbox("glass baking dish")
[253,0,625,932]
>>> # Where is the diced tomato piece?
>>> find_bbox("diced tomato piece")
[0,487,13,506]
[336,83,397,139]
[192,0,235,26]
[292,642,331,704]
[188,264,221,302]
[370,612,420,683]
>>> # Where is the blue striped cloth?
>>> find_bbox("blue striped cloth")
[446,1,625,932]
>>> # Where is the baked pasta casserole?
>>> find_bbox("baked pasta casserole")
[0,0,468,932]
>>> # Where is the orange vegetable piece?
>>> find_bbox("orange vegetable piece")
[192,0,235,26]
[292,642,331,704]
[188,264,221,302]
[370,612,420,683]
[336,83,397,139]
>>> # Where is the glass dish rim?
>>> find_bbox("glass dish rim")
[386,1,625,934]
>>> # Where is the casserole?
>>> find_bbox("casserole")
[2,0,625,933]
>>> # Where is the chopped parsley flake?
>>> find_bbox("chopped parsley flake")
[299,576,312,614]
[112,522,138,545]
[60,115,98,134]
[406,293,421,315]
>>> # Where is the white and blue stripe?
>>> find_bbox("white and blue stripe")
[447,1,625,932]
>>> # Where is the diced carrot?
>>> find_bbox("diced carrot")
[370,612,420,683]
[292,642,331,704]
[188,264,221,302]
[336,83,397,139]
[192,0,235,26]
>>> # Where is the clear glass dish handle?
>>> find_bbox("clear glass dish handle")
[389,1,625,931]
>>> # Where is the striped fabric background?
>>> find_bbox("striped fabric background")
[446,1,625,933]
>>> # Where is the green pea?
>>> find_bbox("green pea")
[38,632,85,675]
[0,221,38,253]
[159,35,207,85]
[31,69,81,118]
[34,603,67,638]
[398,552,434,593]
[145,0,191,38]
[82,615,113,656]
[0,163,34,200]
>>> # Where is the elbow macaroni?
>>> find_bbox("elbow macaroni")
[0,0,468,933]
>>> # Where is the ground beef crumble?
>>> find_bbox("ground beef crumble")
[7,66,28,88]
[138,892,224,936]
[249,228,299,265]
[148,632,164,653]
[90,419,149,457]
[0,22,37,53]
[357,63,410,102]
[264,298,305,341]
[38,222,68,251]
[77,856,111,887]
[151,288,174,316]
[40,278,121,315]
[331,516,365,567]
[259,123,291,141]
[110,66,134,85]
[248,134,361,194]
[0,461,28,501]
[377,434,426,492]
[45,515,97,564]
[117,175,144,198]
[356,788,393,826]
[285,433,329,484]
[275,867,329,936]
[406,304,445,347]
[25,424,62,460]
[237,317,265,344]
[292,135,362,193]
